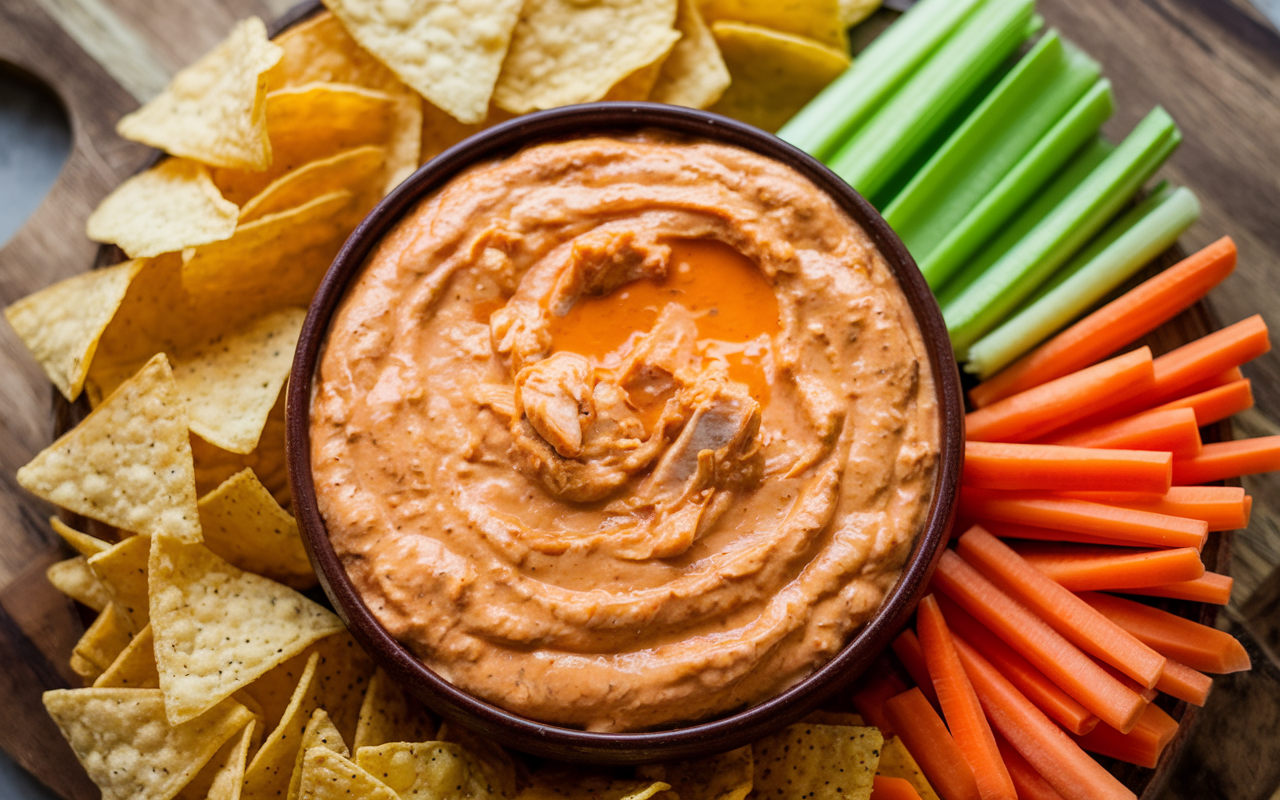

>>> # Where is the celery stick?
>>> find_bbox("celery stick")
[777,0,990,160]
[920,78,1115,289]
[827,0,1036,199]
[943,106,1181,355]
[965,185,1200,377]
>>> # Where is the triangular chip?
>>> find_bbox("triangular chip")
[516,771,669,800]
[198,467,314,588]
[94,623,160,689]
[43,688,255,800]
[192,389,291,509]
[600,56,670,103]
[493,0,680,113]
[636,746,752,800]
[243,652,323,800]
[436,722,518,799]
[839,0,882,27]
[116,18,282,169]
[752,724,882,800]
[239,145,387,223]
[418,101,513,165]
[4,259,142,401]
[287,710,349,800]
[698,0,847,49]
[171,308,306,454]
[356,742,504,800]
[877,736,940,800]
[353,668,436,750]
[70,652,103,683]
[299,748,398,800]
[17,353,201,542]
[51,516,111,557]
[300,631,377,744]
[322,0,523,124]
[87,158,239,258]
[149,537,344,724]
[47,556,112,612]
[177,719,257,800]
[88,534,152,632]
[74,604,135,673]
[650,0,731,109]
[237,639,313,735]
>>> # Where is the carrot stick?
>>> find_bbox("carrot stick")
[933,547,1147,733]
[917,596,1016,800]
[1071,703,1179,769]
[962,442,1172,494]
[956,528,1167,690]
[966,348,1155,443]
[1155,657,1213,706]
[969,236,1236,409]
[1058,486,1250,531]
[958,489,1208,549]
[951,634,1137,800]
[1078,592,1252,673]
[977,518,1204,551]
[1008,543,1204,592]
[993,733,1065,800]
[1125,572,1234,605]
[883,688,981,800]
[872,776,924,800]
[1092,658,1157,703]
[1150,378,1253,427]
[852,663,910,736]
[1046,407,1201,458]
[1173,435,1280,485]
[936,594,1099,736]
[892,630,940,708]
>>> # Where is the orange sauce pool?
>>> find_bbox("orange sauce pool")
[546,239,780,408]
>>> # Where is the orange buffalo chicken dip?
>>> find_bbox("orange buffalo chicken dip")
[311,134,940,731]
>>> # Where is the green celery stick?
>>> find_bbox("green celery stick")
[965,184,1200,378]
[936,135,1117,309]
[827,0,1036,199]
[777,0,990,160]
[942,106,1181,354]
[920,78,1115,289]
[883,31,1100,268]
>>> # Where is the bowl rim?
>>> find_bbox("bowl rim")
[286,101,964,764]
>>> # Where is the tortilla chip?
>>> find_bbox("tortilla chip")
[243,652,324,800]
[86,158,239,258]
[240,648,315,748]
[353,668,436,751]
[299,748,399,800]
[302,632,377,744]
[651,0,731,109]
[87,534,152,632]
[356,742,505,800]
[493,0,681,113]
[74,604,135,673]
[17,353,201,542]
[876,737,939,800]
[698,0,846,49]
[752,724,881,800]
[51,516,111,557]
[94,624,160,689]
[148,537,344,724]
[601,56,670,102]
[198,467,313,589]
[287,710,350,800]
[48,556,112,612]
[116,18,282,169]
[43,688,255,800]
[178,720,257,800]
[70,652,103,683]
[517,772,670,800]
[708,22,850,134]
[435,722,519,799]
[239,145,387,223]
[802,710,867,726]
[635,746,752,800]
[839,0,882,28]
[419,101,513,165]
[192,392,291,510]
[322,0,523,125]
[4,259,142,401]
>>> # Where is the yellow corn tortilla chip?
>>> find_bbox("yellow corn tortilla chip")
[300,748,398,800]
[356,742,504,800]
[177,719,257,800]
[353,667,436,751]
[802,710,867,726]
[74,604,135,673]
[70,652,103,683]
[51,516,111,557]
[288,710,349,800]
[117,18,282,169]
[198,467,313,589]
[876,736,940,800]
[601,56,671,102]
[88,534,152,632]
[322,0,523,125]
[301,631,377,744]
[148,537,344,724]
[651,0,731,109]
[493,0,681,113]
[244,651,324,800]
[239,145,387,223]
[839,0,882,28]
[636,746,752,800]
[708,22,850,133]
[752,724,882,800]
[435,722,519,799]
[517,771,670,800]
[240,647,314,745]
[86,158,239,258]
[192,391,291,509]
[48,556,112,612]
[171,308,306,454]
[419,101,513,165]
[17,353,201,542]
[698,0,847,49]
[94,623,159,689]
[43,688,255,800]
[4,259,142,401]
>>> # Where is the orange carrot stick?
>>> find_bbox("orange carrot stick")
[933,547,1146,733]
[969,237,1236,409]
[1058,486,1250,531]
[994,733,1065,800]
[917,596,1016,800]
[1008,543,1204,592]
[1092,658,1157,703]
[956,528,1167,690]
[977,519,1204,551]
[852,663,910,736]
[936,594,1098,736]
[1078,592,1252,674]
[1125,572,1234,605]
[966,348,1155,443]
[892,630,940,708]
[1155,658,1213,706]
[1173,435,1280,485]
[872,776,924,800]
[1071,703,1179,769]
[1150,378,1253,427]
[1046,407,1201,459]
[951,635,1137,800]
[962,442,1172,494]
[883,688,981,800]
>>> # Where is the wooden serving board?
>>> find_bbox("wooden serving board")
[1,1,1280,799]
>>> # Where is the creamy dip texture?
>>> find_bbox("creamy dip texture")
[311,134,939,732]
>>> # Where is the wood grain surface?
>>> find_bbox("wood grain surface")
[0,1,1277,798]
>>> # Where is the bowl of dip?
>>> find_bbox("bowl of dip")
[287,102,963,763]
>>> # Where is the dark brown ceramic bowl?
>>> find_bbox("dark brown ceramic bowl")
[286,102,964,764]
